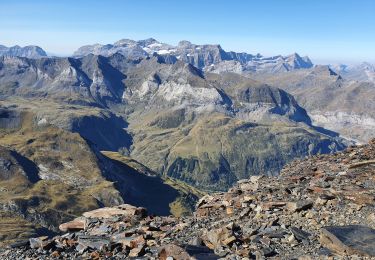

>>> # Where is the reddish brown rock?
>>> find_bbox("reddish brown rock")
[59,218,86,232]
[128,244,146,257]
[286,200,313,212]
[158,244,191,260]
[82,204,146,219]
[119,235,145,249]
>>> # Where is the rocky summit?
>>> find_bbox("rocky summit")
[1,139,374,259]
[0,45,47,59]
[73,38,313,73]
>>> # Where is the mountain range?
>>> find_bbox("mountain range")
[73,38,314,73]
[0,38,374,246]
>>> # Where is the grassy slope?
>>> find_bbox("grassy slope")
[129,110,339,191]
[0,110,122,245]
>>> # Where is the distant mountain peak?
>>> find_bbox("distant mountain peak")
[358,62,375,71]
[178,40,192,47]
[312,65,339,76]
[0,44,47,59]
[113,39,136,46]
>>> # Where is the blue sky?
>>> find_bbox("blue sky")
[0,0,374,64]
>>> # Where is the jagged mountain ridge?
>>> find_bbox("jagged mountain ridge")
[0,54,317,125]
[0,45,47,59]
[0,54,345,191]
[0,55,128,106]
[73,38,313,73]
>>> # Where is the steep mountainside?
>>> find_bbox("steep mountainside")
[0,103,201,245]
[251,66,375,143]
[0,45,47,59]
[120,58,344,190]
[73,38,313,73]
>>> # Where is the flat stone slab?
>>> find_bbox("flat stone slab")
[77,235,110,250]
[59,217,85,232]
[82,204,146,219]
[320,225,375,257]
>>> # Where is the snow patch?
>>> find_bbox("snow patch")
[148,43,162,48]
[157,49,176,55]
[37,118,48,126]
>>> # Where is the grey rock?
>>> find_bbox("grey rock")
[320,225,375,257]
[77,235,110,251]
[0,45,47,59]
[290,227,311,241]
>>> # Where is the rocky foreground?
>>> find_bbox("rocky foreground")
[1,140,375,259]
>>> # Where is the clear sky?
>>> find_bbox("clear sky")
[0,0,374,64]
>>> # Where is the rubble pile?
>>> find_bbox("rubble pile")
[1,140,375,259]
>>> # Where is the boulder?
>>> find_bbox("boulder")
[118,235,145,249]
[82,204,147,219]
[77,235,110,251]
[59,217,86,232]
[158,244,191,260]
[29,236,54,250]
[203,227,234,249]
[128,244,146,257]
[290,227,311,242]
[286,200,313,212]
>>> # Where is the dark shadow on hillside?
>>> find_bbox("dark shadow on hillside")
[35,226,58,238]
[96,55,127,106]
[311,125,340,137]
[72,113,132,151]
[101,155,180,216]
[11,151,40,183]
[0,108,22,129]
